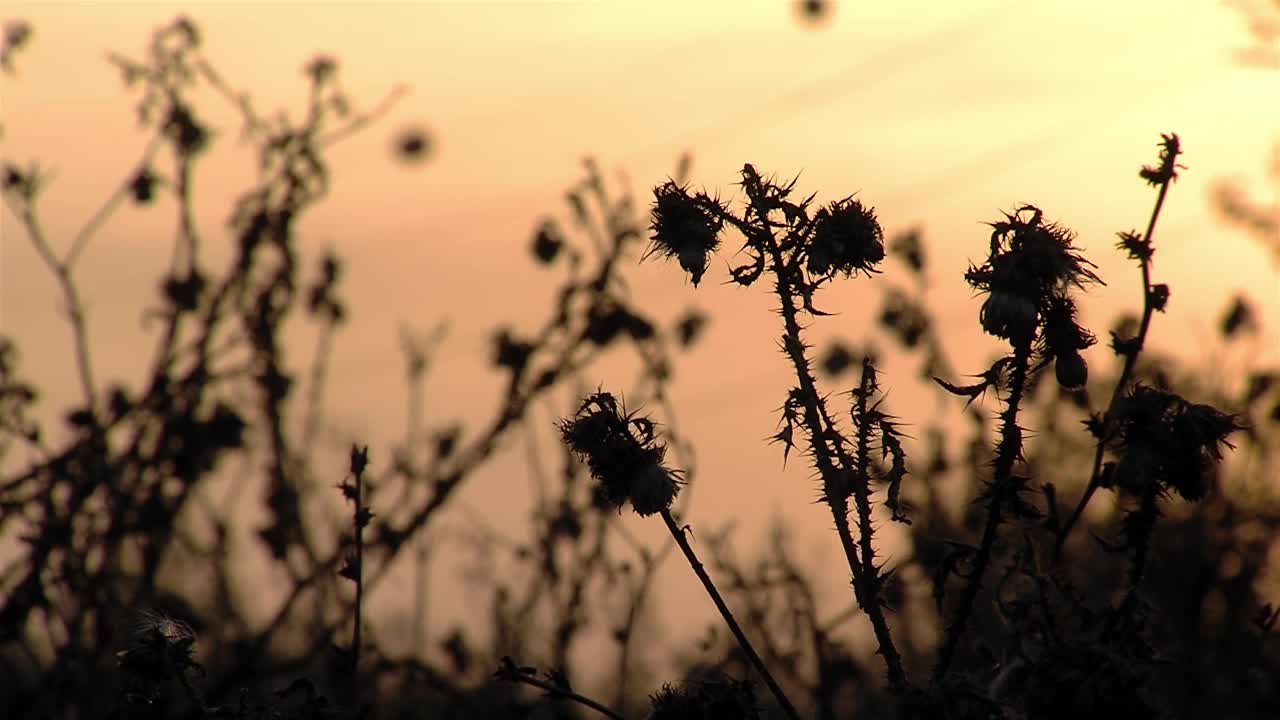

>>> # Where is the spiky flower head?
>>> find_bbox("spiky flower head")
[967,205,1100,344]
[559,391,683,516]
[646,181,725,287]
[1108,385,1242,501]
[969,205,1101,299]
[1038,293,1097,389]
[806,197,885,279]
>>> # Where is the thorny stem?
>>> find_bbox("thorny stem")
[351,453,367,673]
[660,509,801,720]
[933,337,1033,682]
[1055,153,1177,561]
[847,362,905,685]
[737,192,908,692]
[1103,484,1160,645]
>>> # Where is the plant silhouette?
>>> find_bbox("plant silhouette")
[2,14,1279,720]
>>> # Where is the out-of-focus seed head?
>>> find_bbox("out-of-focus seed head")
[130,168,157,204]
[305,55,337,85]
[393,126,432,164]
[646,181,724,287]
[492,328,533,373]
[890,227,927,274]
[164,104,209,156]
[795,0,832,26]
[674,308,707,349]
[807,197,885,279]
[1220,295,1258,339]
[531,219,563,265]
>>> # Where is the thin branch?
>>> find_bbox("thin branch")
[1055,139,1180,560]
[8,196,99,415]
[506,671,626,720]
[933,337,1033,682]
[66,135,165,268]
[660,509,802,720]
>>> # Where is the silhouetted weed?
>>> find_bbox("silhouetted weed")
[2,12,1278,720]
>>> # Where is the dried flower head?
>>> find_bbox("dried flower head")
[559,392,683,516]
[1038,293,1096,388]
[979,290,1039,343]
[646,181,725,287]
[628,461,682,517]
[1109,385,1242,500]
[967,204,1100,299]
[806,197,885,279]
[1138,132,1182,187]
[967,206,1100,343]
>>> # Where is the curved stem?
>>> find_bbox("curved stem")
[1055,156,1176,561]
[507,671,625,720]
[9,201,99,417]
[660,509,801,720]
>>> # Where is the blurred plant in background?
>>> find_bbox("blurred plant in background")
[1213,0,1280,264]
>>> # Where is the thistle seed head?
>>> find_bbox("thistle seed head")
[1109,385,1242,501]
[559,392,684,516]
[970,206,1100,303]
[806,197,885,279]
[646,181,725,287]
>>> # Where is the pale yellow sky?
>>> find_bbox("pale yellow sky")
[2,0,1278,677]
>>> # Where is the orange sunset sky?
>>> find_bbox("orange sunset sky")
[2,0,1279,676]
